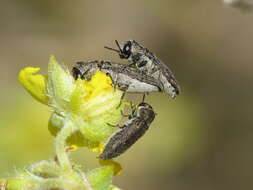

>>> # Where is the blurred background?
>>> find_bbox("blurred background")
[0,0,253,189]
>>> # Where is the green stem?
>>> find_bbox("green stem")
[54,120,93,190]
[55,120,75,170]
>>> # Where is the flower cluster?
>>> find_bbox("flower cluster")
[1,56,124,190]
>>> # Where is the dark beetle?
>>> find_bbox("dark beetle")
[99,102,155,160]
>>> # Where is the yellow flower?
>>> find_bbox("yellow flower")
[17,55,124,190]
[19,56,124,151]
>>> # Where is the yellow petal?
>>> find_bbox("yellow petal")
[18,67,48,104]
[99,159,122,176]
[88,71,113,99]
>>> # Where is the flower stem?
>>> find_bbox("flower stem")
[54,120,93,190]
[55,120,75,170]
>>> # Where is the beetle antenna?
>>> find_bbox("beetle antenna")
[104,46,120,53]
[115,40,123,54]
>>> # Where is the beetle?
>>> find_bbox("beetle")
[105,40,180,98]
[99,102,155,160]
[72,60,163,93]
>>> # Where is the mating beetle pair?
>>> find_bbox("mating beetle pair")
[72,40,180,160]
[73,40,180,98]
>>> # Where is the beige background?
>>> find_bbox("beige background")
[0,1,252,189]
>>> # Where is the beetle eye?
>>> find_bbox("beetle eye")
[136,60,147,68]
[124,45,130,51]
[121,41,132,59]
